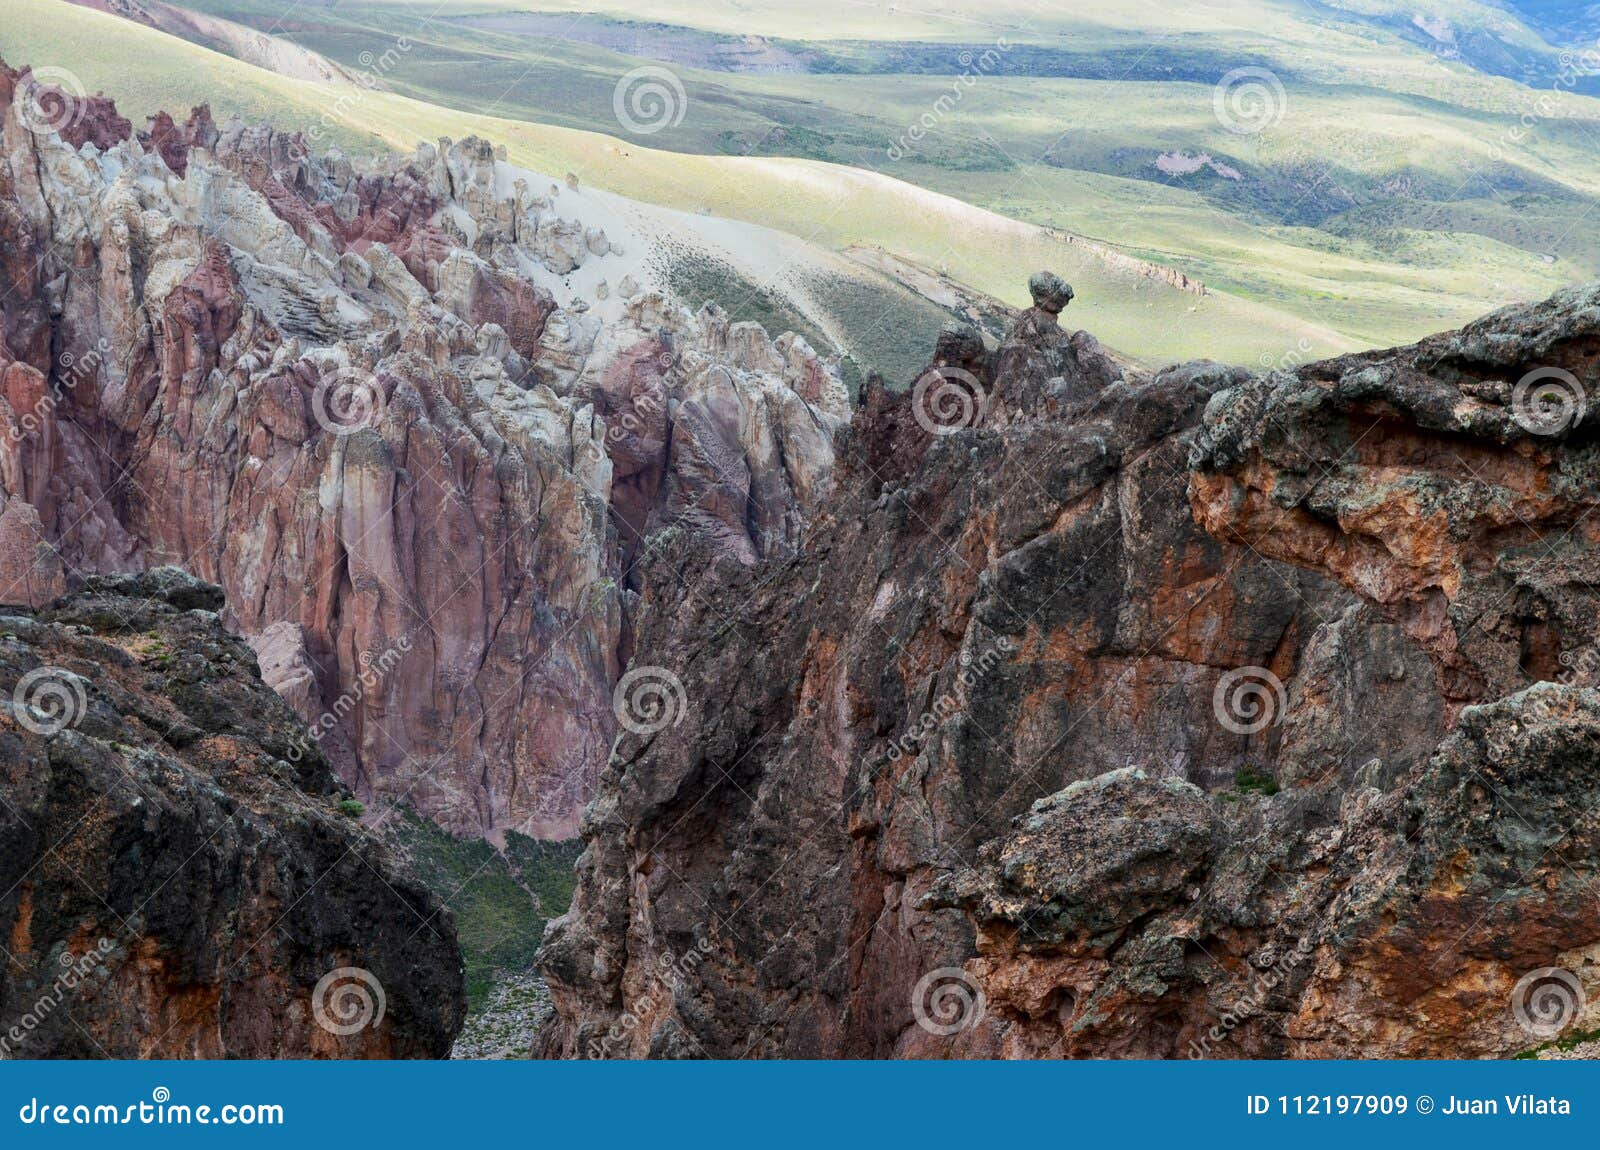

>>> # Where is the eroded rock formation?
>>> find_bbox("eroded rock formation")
[0,568,463,1057]
[0,59,848,839]
[9,48,1600,1062]
[538,280,1600,1059]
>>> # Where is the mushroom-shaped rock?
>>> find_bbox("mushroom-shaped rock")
[1028,270,1074,314]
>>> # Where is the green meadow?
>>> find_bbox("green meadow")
[7,0,1599,366]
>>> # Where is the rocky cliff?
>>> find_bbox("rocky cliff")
[9,51,1600,1063]
[0,59,848,840]
[537,275,1600,1058]
[0,568,462,1057]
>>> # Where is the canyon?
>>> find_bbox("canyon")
[538,273,1600,1058]
[0,58,848,844]
[5,55,1600,1059]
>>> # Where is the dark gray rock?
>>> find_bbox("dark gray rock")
[539,280,1600,1061]
[0,576,465,1058]
[1028,271,1074,314]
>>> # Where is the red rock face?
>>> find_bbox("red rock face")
[137,105,217,176]
[0,62,848,842]
[460,265,556,359]
[59,92,132,152]
[592,335,673,570]
[0,61,132,153]
[0,183,47,373]
[538,284,1600,1060]
[1190,302,1600,716]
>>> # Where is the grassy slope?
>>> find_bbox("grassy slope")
[309,0,1533,46]
[144,0,1600,351]
[333,0,1572,83]
[18,0,1600,357]
[790,74,1598,344]
[243,0,1076,41]
[384,810,581,1011]
[2,0,1351,366]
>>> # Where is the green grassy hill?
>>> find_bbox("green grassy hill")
[114,0,1600,355]
[4,0,1360,369]
[12,0,1600,359]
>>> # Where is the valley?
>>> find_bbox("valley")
[76,0,1600,354]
